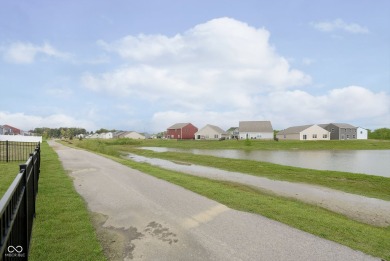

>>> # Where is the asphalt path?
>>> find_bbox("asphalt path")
[49,141,379,261]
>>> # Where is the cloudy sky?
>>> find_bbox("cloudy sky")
[0,0,389,133]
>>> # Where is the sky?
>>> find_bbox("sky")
[0,0,389,133]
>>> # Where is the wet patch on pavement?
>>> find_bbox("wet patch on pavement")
[144,221,179,245]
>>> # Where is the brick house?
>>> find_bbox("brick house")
[166,123,198,140]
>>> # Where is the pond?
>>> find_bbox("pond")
[141,147,390,178]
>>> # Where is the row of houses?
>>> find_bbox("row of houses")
[166,121,274,140]
[165,121,368,141]
[85,130,146,140]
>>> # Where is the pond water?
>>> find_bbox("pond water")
[141,147,390,178]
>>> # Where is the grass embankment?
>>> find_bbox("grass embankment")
[68,139,390,260]
[29,141,105,261]
[140,138,390,150]
[125,148,390,201]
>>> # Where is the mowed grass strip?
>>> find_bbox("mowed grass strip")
[139,138,390,150]
[29,141,106,261]
[121,148,390,201]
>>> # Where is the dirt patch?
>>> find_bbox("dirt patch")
[91,213,180,260]
[91,212,144,260]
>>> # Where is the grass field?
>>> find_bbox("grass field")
[138,138,390,150]
[65,139,390,260]
[28,141,106,261]
[0,162,21,198]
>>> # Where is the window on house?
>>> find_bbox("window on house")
[312,134,317,138]
[331,128,334,133]
[323,134,327,138]
[214,134,218,138]
[346,135,349,139]
[353,135,355,138]
[303,135,307,140]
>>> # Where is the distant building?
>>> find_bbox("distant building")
[319,123,357,140]
[226,127,239,139]
[239,121,273,139]
[195,124,229,140]
[276,125,330,141]
[356,127,368,140]
[166,123,198,140]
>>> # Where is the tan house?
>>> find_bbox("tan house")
[276,124,330,141]
[118,131,145,139]
[195,124,229,140]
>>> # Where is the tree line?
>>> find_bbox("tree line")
[34,127,88,139]
[368,128,390,140]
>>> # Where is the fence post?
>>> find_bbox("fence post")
[19,163,29,260]
[6,140,9,162]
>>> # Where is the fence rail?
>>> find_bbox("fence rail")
[0,143,40,260]
[0,141,39,162]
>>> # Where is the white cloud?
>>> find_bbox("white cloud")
[85,17,311,111]
[311,19,369,34]
[79,17,387,132]
[2,42,71,64]
[0,111,96,131]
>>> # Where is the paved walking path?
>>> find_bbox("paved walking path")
[127,153,390,227]
[49,141,379,260]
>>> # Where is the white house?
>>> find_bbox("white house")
[99,132,113,139]
[195,124,228,140]
[239,121,273,139]
[356,127,368,139]
[276,125,330,141]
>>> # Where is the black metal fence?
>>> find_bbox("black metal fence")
[0,143,40,260]
[0,141,39,162]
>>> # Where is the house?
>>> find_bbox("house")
[356,127,368,140]
[226,127,239,139]
[119,131,146,139]
[195,124,229,140]
[2,124,21,135]
[166,123,198,140]
[99,132,113,139]
[276,124,330,141]
[320,123,357,140]
[239,121,273,139]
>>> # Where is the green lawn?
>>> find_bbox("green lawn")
[0,162,20,198]
[28,141,106,261]
[138,138,390,150]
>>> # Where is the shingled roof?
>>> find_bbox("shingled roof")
[239,121,273,132]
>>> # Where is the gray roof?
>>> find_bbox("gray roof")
[320,123,357,129]
[277,125,314,135]
[204,124,228,134]
[167,123,191,129]
[239,121,273,132]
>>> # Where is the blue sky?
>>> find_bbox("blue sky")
[0,0,389,133]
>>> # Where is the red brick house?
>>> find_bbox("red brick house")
[166,123,198,140]
[2,124,21,135]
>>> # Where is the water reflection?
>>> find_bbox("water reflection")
[141,147,390,177]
